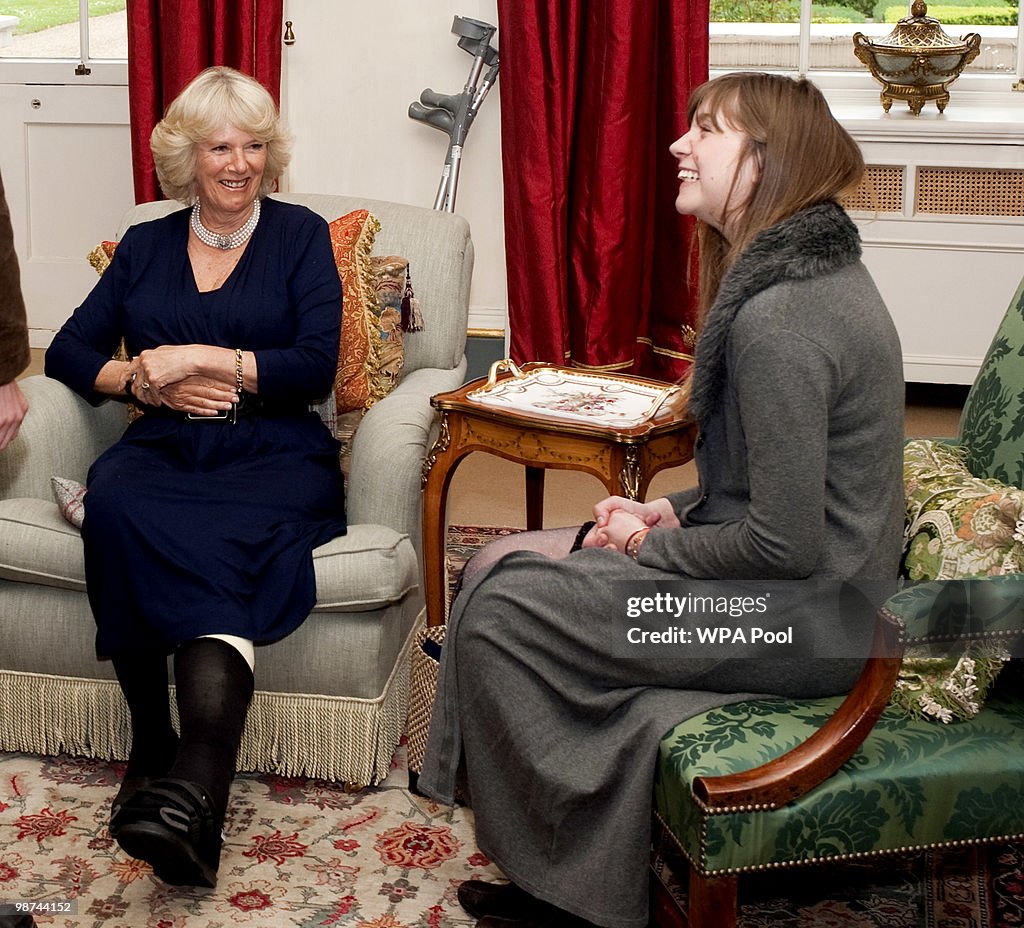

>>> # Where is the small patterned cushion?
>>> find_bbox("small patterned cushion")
[87,240,118,275]
[328,215,415,472]
[329,215,415,415]
[51,476,87,528]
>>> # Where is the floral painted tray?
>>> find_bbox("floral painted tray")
[467,362,680,427]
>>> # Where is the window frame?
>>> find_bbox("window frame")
[0,0,127,86]
[709,0,1024,130]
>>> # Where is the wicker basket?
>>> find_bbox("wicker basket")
[407,623,446,774]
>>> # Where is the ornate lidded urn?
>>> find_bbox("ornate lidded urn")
[853,0,981,115]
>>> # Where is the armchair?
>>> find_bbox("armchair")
[650,274,1024,927]
[0,193,473,788]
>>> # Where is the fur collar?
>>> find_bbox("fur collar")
[686,201,862,425]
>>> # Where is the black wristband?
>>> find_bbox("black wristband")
[124,372,136,396]
[570,520,596,553]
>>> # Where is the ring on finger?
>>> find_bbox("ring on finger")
[141,381,151,390]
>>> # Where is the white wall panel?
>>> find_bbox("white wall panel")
[0,82,134,342]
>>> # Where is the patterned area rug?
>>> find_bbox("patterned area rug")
[654,837,1024,927]
[1,526,1021,927]
[0,746,499,928]
[2,746,1022,928]
[443,525,524,602]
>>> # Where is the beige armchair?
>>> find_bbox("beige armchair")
[0,193,473,788]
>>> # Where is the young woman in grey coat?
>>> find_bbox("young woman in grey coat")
[419,72,905,928]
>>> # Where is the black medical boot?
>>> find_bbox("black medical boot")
[111,637,254,887]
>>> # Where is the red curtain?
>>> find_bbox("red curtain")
[496,0,708,382]
[127,0,284,204]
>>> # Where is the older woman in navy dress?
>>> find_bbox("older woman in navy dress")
[45,67,346,888]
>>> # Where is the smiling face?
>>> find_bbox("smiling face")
[194,124,267,228]
[669,105,760,241]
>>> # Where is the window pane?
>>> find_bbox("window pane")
[0,1,127,60]
[710,0,1020,74]
[87,0,127,59]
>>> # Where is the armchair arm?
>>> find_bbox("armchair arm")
[886,574,1024,648]
[693,606,905,811]
[346,362,467,537]
[0,375,124,501]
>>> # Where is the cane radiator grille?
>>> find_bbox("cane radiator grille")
[916,168,1024,217]
[841,165,904,213]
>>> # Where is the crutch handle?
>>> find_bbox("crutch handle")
[408,100,455,135]
[419,88,462,115]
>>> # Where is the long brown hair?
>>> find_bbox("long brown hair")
[687,73,864,321]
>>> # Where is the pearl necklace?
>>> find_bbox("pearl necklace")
[190,198,261,250]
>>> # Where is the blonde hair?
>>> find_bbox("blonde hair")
[150,66,292,204]
[687,73,864,320]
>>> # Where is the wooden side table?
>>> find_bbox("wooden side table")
[421,363,697,627]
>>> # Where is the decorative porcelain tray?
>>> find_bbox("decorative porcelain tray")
[467,362,680,427]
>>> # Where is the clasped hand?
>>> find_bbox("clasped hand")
[581,495,680,554]
[128,345,238,416]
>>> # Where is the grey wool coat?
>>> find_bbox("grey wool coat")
[419,201,905,928]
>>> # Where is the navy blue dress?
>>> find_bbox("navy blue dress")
[45,198,348,657]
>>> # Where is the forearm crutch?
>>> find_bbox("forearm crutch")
[409,15,499,213]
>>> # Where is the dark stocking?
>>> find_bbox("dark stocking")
[168,637,255,819]
[111,649,179,782]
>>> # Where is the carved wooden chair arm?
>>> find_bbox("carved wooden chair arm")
[693,606,905,811]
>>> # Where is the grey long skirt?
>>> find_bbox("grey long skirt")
[418,547,866,928]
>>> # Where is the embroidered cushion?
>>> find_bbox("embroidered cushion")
[896,438,1018,722]
[329,218,419,416]
[902,438,1024,582]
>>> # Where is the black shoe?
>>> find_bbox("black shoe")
[110,777,222,888]
[458,880,540,919]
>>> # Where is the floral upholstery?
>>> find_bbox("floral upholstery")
[897,439,1021,720]
[654,688,1024,874]
[959,275,1024,486]
[903,439,1024,582]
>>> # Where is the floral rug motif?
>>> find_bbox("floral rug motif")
[0,746,499,928]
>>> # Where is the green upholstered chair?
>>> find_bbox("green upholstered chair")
[650,276,1024,928]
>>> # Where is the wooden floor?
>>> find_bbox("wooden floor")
[20,349,967,529]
